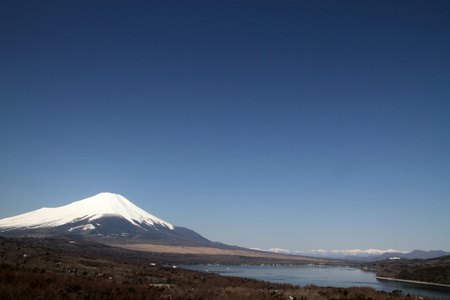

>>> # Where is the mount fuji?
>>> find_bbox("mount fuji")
[0,192,210,246]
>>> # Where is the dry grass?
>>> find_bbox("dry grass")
[111,243,324,261]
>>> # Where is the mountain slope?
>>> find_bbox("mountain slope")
[0,193,173,230]
[292,249,407,259]
[290,249,450,262]
[350,250,450,262]
[0,193,210,246]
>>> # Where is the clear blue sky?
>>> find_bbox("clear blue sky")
[1,1,449,252]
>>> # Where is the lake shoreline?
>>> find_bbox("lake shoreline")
[183,265,450,298]
[376,276,450,288]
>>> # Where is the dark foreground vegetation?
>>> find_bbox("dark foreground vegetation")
[0,236,442,300]
[362,256,450,286]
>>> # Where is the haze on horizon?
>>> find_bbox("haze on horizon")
[1,1,449,253]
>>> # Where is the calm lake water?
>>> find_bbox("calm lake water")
[180,265,450,299]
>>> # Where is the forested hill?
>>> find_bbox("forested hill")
[366,255,450,285]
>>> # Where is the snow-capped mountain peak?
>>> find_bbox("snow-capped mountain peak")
[0,192,174,230]
[255,248,410,259]
[295,249,408,257]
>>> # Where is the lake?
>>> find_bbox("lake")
[180,265,450,299]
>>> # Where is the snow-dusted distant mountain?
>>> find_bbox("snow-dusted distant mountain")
[349,250,450,262]
[293,249,408,259]
[0,192,210,246]
[255,248,405,258]
[257,248,450,261]
[250,248,292,255]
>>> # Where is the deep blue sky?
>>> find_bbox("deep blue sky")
[1,1,449,252]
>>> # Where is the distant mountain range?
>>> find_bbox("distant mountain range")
[2,192,448,262]
[257,248,450,262]
[0,192,212,246]
[345,250,450,262]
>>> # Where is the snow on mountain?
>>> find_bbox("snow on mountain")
[0,192,174,230]
[293,249,408,258]
[250,248,292,254]
[256,248,410,259]
[259,248,449,261]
